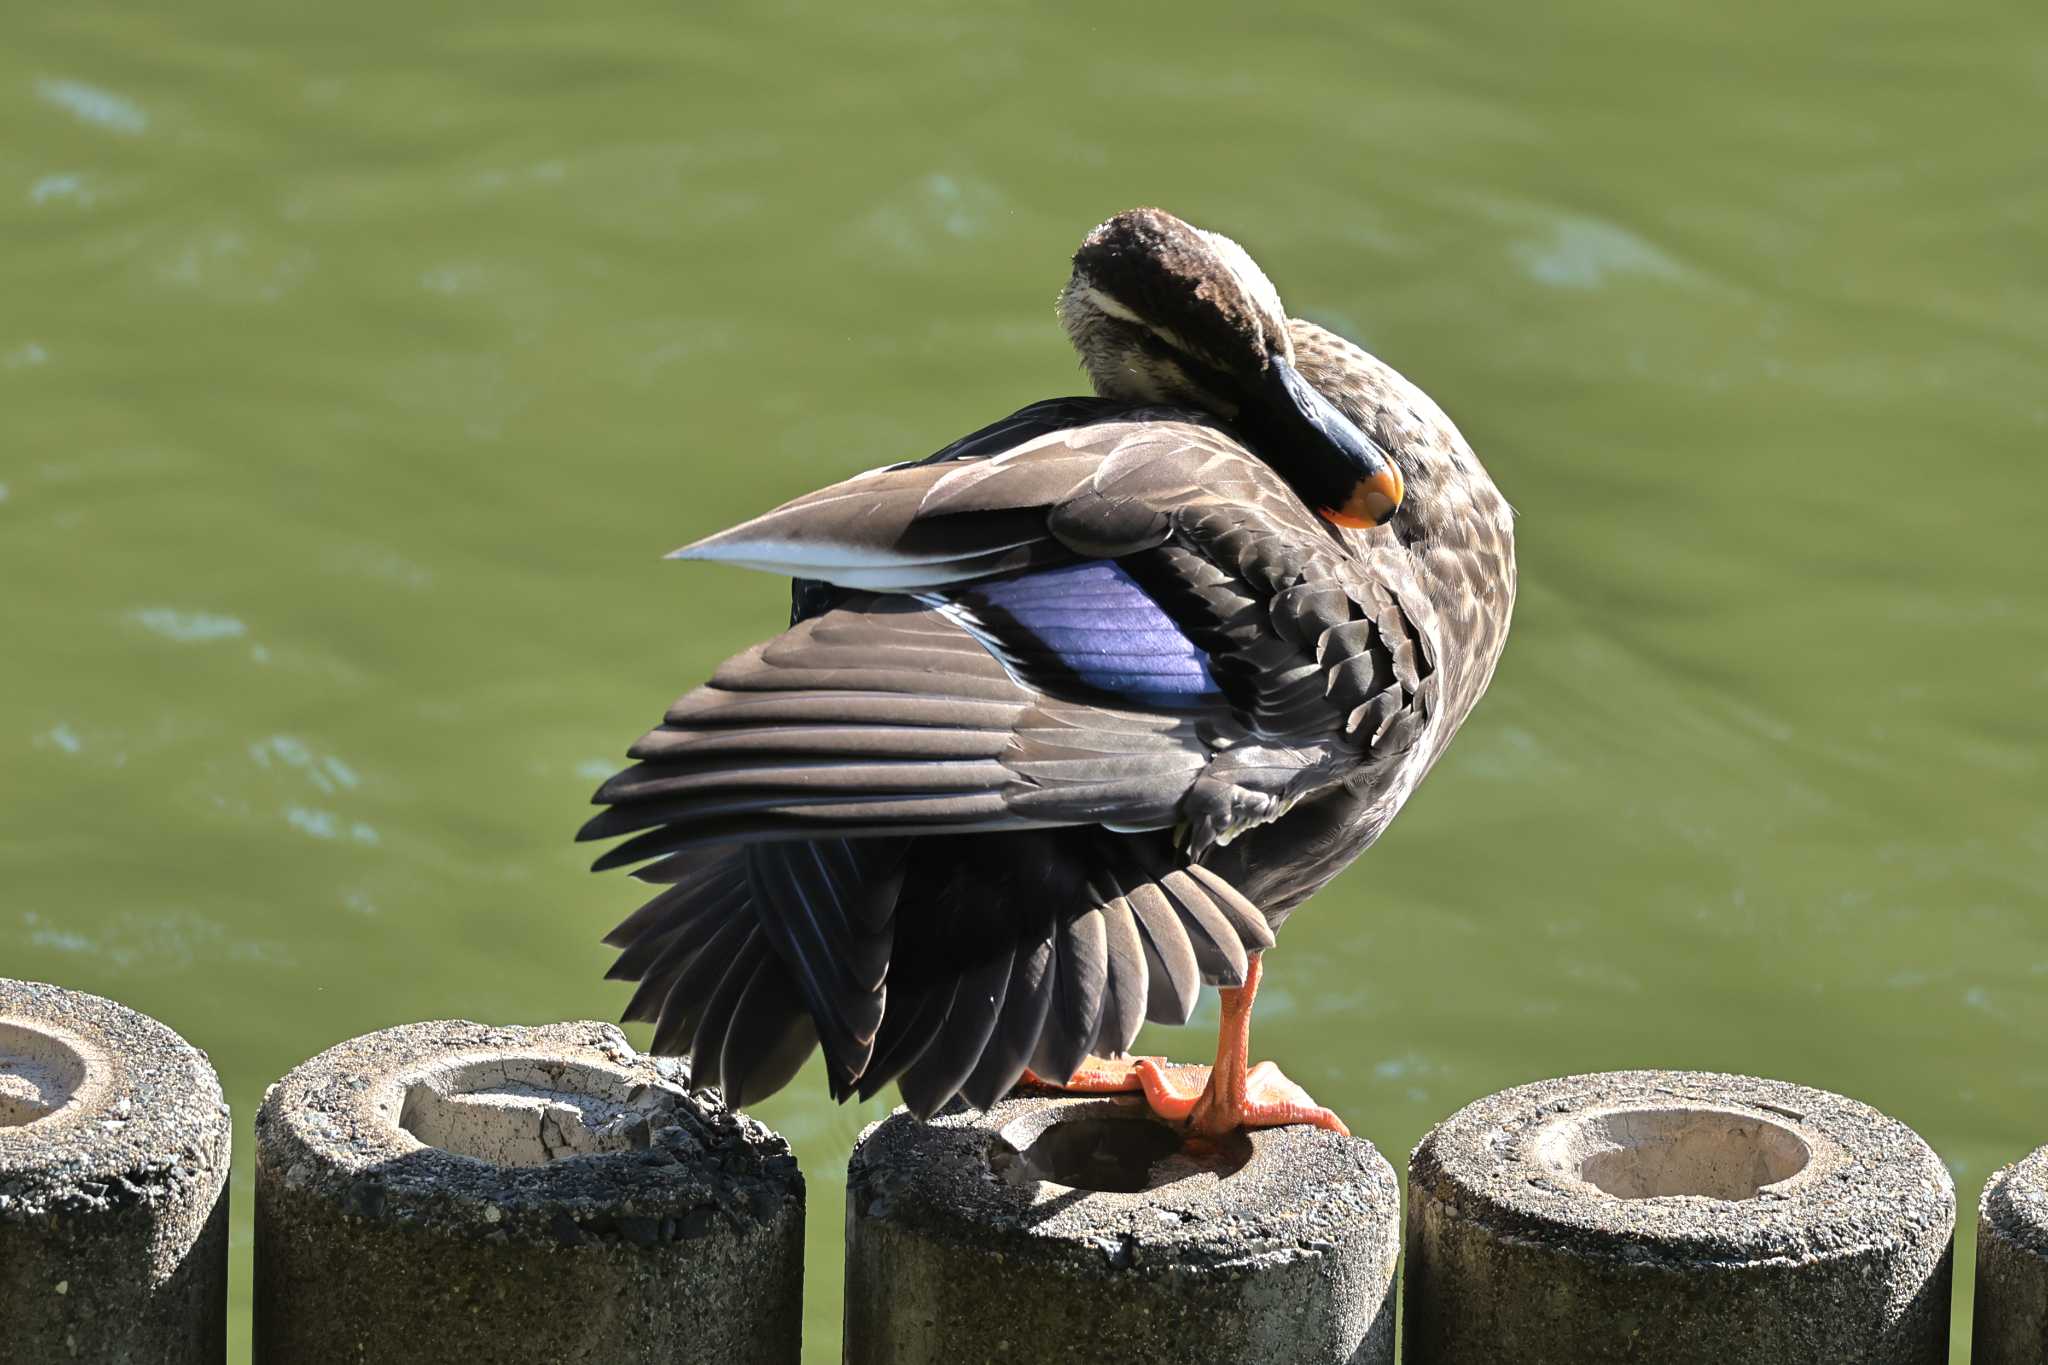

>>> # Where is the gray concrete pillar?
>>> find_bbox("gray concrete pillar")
[1971,1144,2048,1363]
[253,1019,804,1364]
[1403,1070,1953,1364]
[844,1092,1399,1364]
[0,978,231,1363]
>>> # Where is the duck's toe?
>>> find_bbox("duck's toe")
[1019,1054,1169,1094]
[1147,1057,1350,1138]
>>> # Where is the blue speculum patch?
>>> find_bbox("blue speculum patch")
[954,560,1221,708]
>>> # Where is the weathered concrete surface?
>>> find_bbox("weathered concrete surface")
[845,1093,1398,1364]
[253,1019,803,1364]
[1403,1070,1953,1364]
[1971,1144,2048,1364]
[0,978,231,1363]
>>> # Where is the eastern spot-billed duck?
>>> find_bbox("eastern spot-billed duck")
[581,207,1516,1136]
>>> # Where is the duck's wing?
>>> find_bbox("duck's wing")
[675,397,1135,591]
[578,589,1217,865]
[671,408,1235,588]
[676,404,1440,766]
[588,407,1440,863]
[586,409,1444,1112]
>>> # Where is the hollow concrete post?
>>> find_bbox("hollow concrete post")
[0,978,231,1363]
[254,1019,804,1364]
[844,1092,1399,1365]
[1970,1144,2048,1364]
[1403,1070,1953,1364]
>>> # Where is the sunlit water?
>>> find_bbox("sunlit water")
[4,3,2044,1359]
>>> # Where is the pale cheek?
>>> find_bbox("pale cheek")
[1079,341,1171,404]
[1125,357,1180,405]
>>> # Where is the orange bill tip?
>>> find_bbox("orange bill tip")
[1320,466,1404,530]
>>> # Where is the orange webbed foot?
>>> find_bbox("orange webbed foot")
[1014,952,1349,1140]
[1135,1057,1350,1137]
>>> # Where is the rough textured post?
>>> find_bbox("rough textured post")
[1971,1145,2048,1363]
[254,1020,804,1364]
[1403,1070,1953,1364]
[844,1092,1399,1365]
[0,979,231,1363]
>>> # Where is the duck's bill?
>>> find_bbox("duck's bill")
[1320,467,1404,529]
[1260,358,1404,529]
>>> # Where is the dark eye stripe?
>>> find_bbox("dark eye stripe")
[1138,333,1239,402]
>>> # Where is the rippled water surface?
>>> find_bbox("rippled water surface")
[5,2,2045,1358]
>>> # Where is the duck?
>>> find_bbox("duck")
[580,207,1515,1137]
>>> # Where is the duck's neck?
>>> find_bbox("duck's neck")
[1288,319,1517,714]
[1288,320,1512,554]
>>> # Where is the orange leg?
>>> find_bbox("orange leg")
[1025,955,1349,1137]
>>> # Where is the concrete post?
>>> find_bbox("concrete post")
[0,978,231,1363]
[844,1092,1400,1365]
[253,1019,804,1364]
[1971,1145,2048,1363]
[1403,1070,1953,1364]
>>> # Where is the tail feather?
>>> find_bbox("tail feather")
[685,928,770,1075]
[597,827,1275,1115]
[856,972,955,1103]
[717,952,818,1108]
[1091,893,1151,1057]
[606,861,746,981]
[898,938,1014,1118]
[961,935,1055,1110]
[1162,870,1249,983]
[1030,908,1107,1084]
[613,889,743,1011]
[646,912,755,1050]
[1125,880,1202,1025]
[745,837,904,1095]
[1187,863,1278,951]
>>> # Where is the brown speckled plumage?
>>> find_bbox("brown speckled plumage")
[581,210,1516,1116]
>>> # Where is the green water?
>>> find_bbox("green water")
[5,2,2044,1358]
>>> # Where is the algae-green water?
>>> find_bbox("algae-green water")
[5,2,2044,1358]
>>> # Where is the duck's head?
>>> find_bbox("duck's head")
[1058,207,1403,530]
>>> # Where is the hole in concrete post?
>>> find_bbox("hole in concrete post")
[1009,1117,1181,1192]
[398,1057,653,1168]
[1542,1106,1812,1201]
[992,1112,1252,1193]
[0,1020,91,1128]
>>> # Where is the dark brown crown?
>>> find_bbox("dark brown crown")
[1071,208,1276,372]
